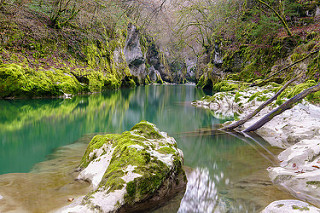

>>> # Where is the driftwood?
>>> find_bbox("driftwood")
[250,49,319,87]
[243,82,320,132]
[221,77,297,131]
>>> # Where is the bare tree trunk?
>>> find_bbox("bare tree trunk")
[243,82,320,132]
[221,77,297,131]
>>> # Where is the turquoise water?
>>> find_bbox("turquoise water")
[0,85,294,212]
[0,85,215,174]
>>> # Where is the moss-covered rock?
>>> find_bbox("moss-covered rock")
[0,64,82,98]
[0,63,122,98]
[196,74,213,90]
[261,200,319,213]
[59,121,186,213]
[212,80,239,92]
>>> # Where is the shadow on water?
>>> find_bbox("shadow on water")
[0,85,296,212]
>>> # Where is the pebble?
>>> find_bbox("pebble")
[0,195,3,200]
[68,198,74,202]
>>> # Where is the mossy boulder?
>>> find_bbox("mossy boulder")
[60,121,187,213]
[261,200,320,213]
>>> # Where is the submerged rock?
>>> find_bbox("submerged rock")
[261,200,320,212]
[59,121,186,213]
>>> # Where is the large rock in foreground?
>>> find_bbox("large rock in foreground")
[261,200,320,213]
[60,121,186,213]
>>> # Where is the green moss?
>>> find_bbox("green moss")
[130,121,164,139]
[292,205,309,211]
[0,61,126,98]
[145,75,151,85]
[234,92,241,103]
[280,80,317,100]
[103,74,121,90]
[306,181,320,186]
[157,147,176,155]
[125,162,169,204]
[196,75,208,89]
[212,81,238,92]
[80,134,118,168]
[248,92,261,102]
[226,73,240,81]
[306,52,320,82]
[0,64,84,98]
[275,99,285,106]
[307,90,320,104]
[121,76,136,88]
[156,74,164,84]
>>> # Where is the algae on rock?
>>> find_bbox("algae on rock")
[59,121,187,213]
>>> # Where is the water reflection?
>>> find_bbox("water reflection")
[178,168,218,213]
[0,85,214,174]
[0,85,295,212]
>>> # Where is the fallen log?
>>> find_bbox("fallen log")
[221,77,297,131]
[243,82,320,132]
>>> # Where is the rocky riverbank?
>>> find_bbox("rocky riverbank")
[192,83,320,211]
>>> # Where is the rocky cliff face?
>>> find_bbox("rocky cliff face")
[124,23,147,85]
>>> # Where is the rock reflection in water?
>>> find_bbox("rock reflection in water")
[178,168,218,213]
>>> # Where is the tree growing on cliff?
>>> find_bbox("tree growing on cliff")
[49,0,83,29]
[254,0,293,36]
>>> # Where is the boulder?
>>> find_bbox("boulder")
[267,137,320,205]
[58,121,186,213]
[261,200,320,213]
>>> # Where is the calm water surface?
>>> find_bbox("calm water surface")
[0,85,294,212]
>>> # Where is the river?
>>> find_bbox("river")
[0,85,294,212]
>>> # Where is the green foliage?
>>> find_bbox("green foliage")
[47,0,84,29]
[306,52,320,82]
[250,14,280,39]
[0,64,77,98]
[196,74,212,89]
[0,63,122,98]
[212,81,238,92]
[275,80,319,104]
[234,92,241,103]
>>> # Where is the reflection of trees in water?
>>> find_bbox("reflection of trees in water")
[0,85,212,174]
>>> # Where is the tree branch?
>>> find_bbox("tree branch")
[243,82,320,132]
[221,77,297,131]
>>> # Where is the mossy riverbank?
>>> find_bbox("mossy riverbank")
[0,63,123,98]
